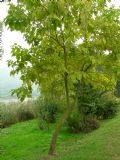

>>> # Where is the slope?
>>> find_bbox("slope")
[1,113,120,160]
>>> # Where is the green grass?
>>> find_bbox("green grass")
[1,114,120,160]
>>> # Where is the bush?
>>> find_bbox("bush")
[75,82,119,120]
[67,112,100,133]
[67,112,81,133]
[67,82,119,134]
[82,116,100,133]
[18,108,35,121]
[0,100,37,128]
[96,100,119,119]
[36,97,59,130]
[17,101,36,121]
[0,102,19,128]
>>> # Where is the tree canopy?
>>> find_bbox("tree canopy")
[5,0,120,100]
[5,0,120,154]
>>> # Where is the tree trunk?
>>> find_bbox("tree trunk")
[48,29,71,155]
[48,72,71,155]
[48,105,72,155]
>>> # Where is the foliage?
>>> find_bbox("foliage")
[75,82,101,115]
[67,84,119,133]
[36,97,59,130]
[4,0,120,154]
[0,100,36,128]
[115,80,120,97]
[75,82,119,119]
[95,97,119,119]
[0,102,18,128]
[4,0,120,102]
[17,102,35,122]
[67,111,100,133]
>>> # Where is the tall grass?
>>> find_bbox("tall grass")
[0,100,37,128]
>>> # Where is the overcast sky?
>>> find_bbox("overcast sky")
[0,0,28,69]
[0,0,120,69]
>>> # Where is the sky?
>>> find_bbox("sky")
[0,0,28,69]
[0,0,120,69]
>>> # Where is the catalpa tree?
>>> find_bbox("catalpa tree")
[5,0,120,155]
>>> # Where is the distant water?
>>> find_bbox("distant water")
[0,97,38,104]
[0,98,19,103]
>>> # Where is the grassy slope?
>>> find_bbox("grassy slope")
[1,114,120,160]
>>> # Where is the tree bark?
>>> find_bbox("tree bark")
[48,71,72,155]
[48,27,71,155]
[48,104,72,155]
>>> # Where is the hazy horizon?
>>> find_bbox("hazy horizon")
[0,68,39,101]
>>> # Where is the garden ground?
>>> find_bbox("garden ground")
[1,113,120,160]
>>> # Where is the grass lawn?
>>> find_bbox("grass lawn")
[1,114,120,160]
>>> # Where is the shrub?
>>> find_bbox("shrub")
[67,112,81,133]
[0,100,37,128]
[36,97,59,130]
[82,116,100,133]
[17,101,36,121]
[18,108,35,121]
[96,99,119,119]
[67,82,119,134]
[67,112,100,133]
[75,82,119,120]
[0,102,19,128]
